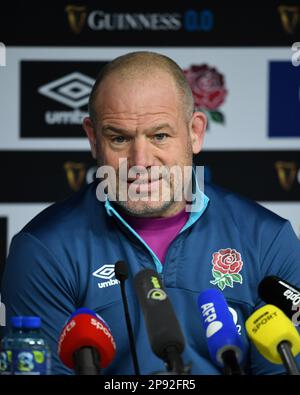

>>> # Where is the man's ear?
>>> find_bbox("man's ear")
[189,111,207,155]
[83,117,97,159]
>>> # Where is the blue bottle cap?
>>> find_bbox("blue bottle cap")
[10,316,23,328]
[22,316,41,329]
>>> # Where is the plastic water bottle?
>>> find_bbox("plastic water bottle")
[12,316,51,375]
[0,316,23,375]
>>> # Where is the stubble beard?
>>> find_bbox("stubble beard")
[96,137,194,218]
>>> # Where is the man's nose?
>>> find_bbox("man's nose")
[128,137,154,168]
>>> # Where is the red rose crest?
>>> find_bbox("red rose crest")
[210,248,243,290]
[183,64,227,128]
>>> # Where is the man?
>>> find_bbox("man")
[2,51,300,375]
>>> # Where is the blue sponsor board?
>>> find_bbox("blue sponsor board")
[268,61,300,137]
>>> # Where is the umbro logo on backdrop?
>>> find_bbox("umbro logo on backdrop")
[38,72,94,109]
[20,61,107,138]
[93,264,120,289]
[37,71,93,126]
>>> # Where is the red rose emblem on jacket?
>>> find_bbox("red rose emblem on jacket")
[183,64,227,111]
[212,248,243,275]
[210,248,243,290]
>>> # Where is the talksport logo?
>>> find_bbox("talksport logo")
[21,61,107,138]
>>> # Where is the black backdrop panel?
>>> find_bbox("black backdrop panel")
[1,2,300,46]
[0,151,299,203]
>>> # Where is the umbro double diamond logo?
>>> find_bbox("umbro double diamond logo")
[93,264,120,289]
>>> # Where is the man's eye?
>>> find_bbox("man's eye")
[111,136,127,144]
[153,133,168,141]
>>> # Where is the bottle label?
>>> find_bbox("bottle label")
[0,351,12,374]
[12,350,51,375]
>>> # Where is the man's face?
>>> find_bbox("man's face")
[84,71,206,217]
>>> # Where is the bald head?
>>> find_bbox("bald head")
[88,51,194,124]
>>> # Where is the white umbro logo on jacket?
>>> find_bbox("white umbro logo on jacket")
[93,264,120,289]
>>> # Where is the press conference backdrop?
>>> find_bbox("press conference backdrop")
[0,2,300,269]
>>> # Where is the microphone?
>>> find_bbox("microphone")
[198,288,245,375]
[68,307,98,319]
[58,309,116,375]
[133,268,187,374]
[245,304,300,375]
[258,276,300,323]
[114,260,140,375]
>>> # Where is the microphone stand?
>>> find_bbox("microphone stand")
[277,341,300,375]
[115,260,140,375]
[73,346,101,375]
[221,349,245,375]
[154,346,192,375]
[119,278,140,375]
[165,345,185,374]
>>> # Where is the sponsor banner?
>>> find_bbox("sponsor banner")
[268,61,300,137]
[0,47,298,148]
[0,217,7,279]
[259,202,300,239]
[0,150,299,203]
[21,61,107,138]
[0,3,300,46]
[197,151,300,201]
[0,151,96,202]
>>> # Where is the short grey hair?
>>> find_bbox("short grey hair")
[88,51,194,124]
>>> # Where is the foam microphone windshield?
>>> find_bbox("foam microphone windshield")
[198,288,245,375]
[58,309,116,372]
[258,276,300,321]
[246,304,300,375]
[133,269,185,363]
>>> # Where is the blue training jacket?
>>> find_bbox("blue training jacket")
[2,181,300,375]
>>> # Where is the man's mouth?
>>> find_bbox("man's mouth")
[126,177,162,192]
[127,178,160,184]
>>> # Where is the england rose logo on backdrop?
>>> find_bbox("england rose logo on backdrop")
[210,248,243,290]
[183,64,227,129]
